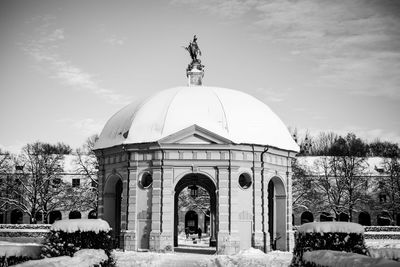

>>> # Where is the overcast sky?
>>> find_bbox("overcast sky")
[0,0,399,153]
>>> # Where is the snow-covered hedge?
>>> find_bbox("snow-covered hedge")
[303,250,399,267]
[13,249,108,267]
[290,222,369,267]
[41,219,114,266]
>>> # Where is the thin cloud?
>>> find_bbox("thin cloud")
[105,36,125,46]
[174,0,400,99]
[57,118,104,136]
[20,16,130,105]
[254,87,290,103]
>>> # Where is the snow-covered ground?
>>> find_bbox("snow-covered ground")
[13,249,107,267]
[115,248,293,267]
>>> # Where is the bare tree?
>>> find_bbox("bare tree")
[0,142,72,223]
[73,135,99,212]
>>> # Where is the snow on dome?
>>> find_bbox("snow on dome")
[51,219,111,233]
[95,86,299,152]
[298,222,364,234]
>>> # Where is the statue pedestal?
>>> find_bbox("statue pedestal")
[186,60,204,86]
[187,68,204,86]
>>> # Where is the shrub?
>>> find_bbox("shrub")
[41,219,114,266]
[290,222,369,267]
[302,250,399,267]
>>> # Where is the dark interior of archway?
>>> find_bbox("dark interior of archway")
[268,181,274,248]
[174,174,217,253]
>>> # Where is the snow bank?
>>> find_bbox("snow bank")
[303,250,399,267]
[115,249,293,267]
[298,222,364,234]
[13,249,107,267]
[0,241,41,258]
[51,219,111,233]
[369,248,400,262]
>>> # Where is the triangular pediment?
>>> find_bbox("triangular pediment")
[158,125,232,145]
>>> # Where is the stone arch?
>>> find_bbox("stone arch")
[103,173,123,247]
[300,211,314,224]
[358,211,371,226]
[174,172,217,248]
[11,209,23,224]
[267,176,287,251]
[49,210,62,224]
[69,210,81,219]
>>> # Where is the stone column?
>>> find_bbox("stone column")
[253,166,264,251]
[160,167,174,252]
[217,166,230,254]
[125,167,138,251]
[150,168,162,251]
[286,171,295,251]
[97,167,105,218]
[119,169,129,249]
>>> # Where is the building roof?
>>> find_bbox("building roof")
[94,86,299,152]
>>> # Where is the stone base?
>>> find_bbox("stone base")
[265,232,271,252]
[217,232,240,255]
[159,232,174,252]
[253,232,266,252]
[122,230,136,251]
[149,231,174,253]
[288,230,295,252]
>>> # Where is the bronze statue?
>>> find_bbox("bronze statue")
[184,35,202,62]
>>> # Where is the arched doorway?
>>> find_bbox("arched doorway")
[185,210,198,233]
[103,175,123,248]
[69,210,81,219]
[88,210,97,219]
[49,210,62,224]
[268,176,287,251]
[301,211,314,224]
[377,211,391,226]
[320,212,334,222]
[174,173,217,249]
[11,209,23,224]
[358,212,371,226]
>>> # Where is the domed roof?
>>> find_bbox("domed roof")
[94,86,299,152]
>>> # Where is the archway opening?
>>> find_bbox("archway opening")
[11,209,23,224]
[174,173,217,253]
[185,210,198,233]
[300,211,314,224]
[103,175,123,248]
[338,212,349,222]
[267,177,287,251]
[358,212,371,226]
[88,209,97,219]
[49,210,62,224]
[69,210,82,219]
[377,211,391,226]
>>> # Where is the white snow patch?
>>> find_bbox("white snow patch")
[50,219,111,233]
[0,241,41,258]
[303,250,399,267]
[298,222,364,234]
[13,249,107,267]
[115,249,292,267]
